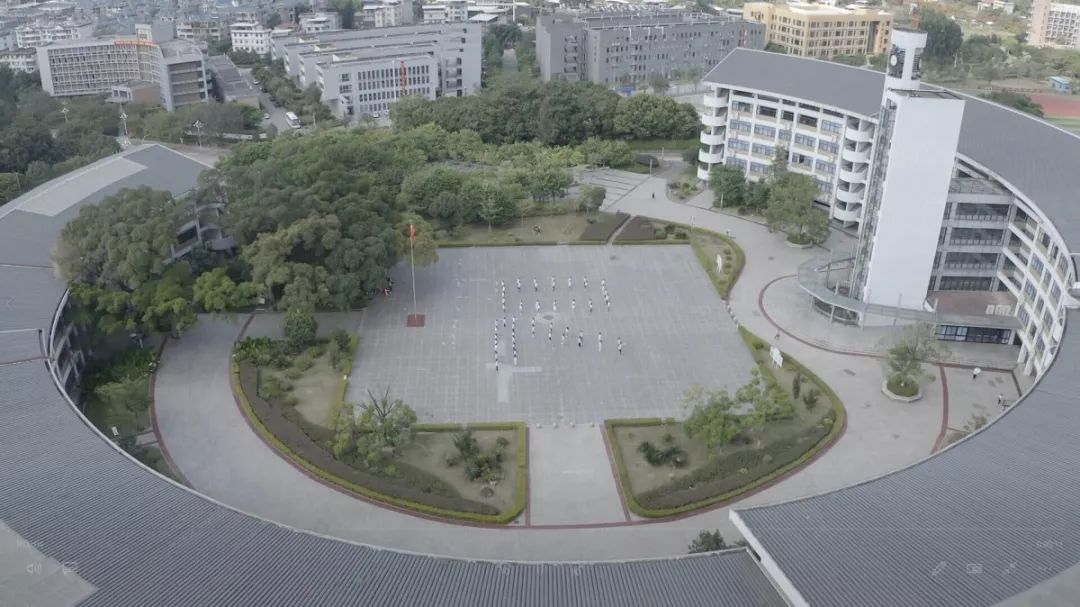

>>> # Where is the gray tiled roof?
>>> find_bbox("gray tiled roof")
[710,49,1080,607]
[0,145,786,607]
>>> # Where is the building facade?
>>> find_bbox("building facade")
[361,0,416,28]
[299,12,340,34]
[14,19,92,48]
[229,22,274,54]
[36,23,209,111]
[742,1,892,59]
[423,0,468,24]
[269,24,480,121]
[1030,0,1080,48]
[0,47,36,72]
[699,44,1076,376]
[537,10,764,85]
[176,18,225,43]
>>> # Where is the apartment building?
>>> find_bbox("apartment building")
[537,10,764,85]
[742,1,892,59]
[699,39,1078,376]
[270,24,479,120]
[423,0,468,24]
[0,47,35,71]
[299,12,340,33]
[361,0,417,28]
[229,22,274,54]
[36,23,209,111]
[1030,0,1080,48]
[14,19,92,48]
[176,18,225,43]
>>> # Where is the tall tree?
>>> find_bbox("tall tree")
[921,11,963,63]
[708,164,747,208]
[764,173,829,244]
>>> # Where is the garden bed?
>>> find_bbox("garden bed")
[439,213,598,246]
[614,217,689,243]
[688,229,744,300]
[606,328,845,518]
[578,212,630,242]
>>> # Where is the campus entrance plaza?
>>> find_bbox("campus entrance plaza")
[347,245,755,425]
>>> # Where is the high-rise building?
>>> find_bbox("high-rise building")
[1029,0,1080,48]
[536,10,764,85]
[269,24,480,121]
[742,1,892,59]
[0,47,36,72]
[36,23,209,111]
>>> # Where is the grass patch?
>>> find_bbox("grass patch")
[440,213,601,246]
[627,138,699,152]
[614,216,689,243]
[579,211,630,242]
[606,328,845,518]
[688,228,744,300]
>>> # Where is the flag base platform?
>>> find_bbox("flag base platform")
[406,314,425,327]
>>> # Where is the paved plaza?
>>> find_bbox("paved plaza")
[347,245,755,424]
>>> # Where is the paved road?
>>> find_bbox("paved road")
[238,67,295,133]
[154,175,963,560]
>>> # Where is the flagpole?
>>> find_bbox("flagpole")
[410,226,417,317]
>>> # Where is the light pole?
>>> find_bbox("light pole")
[193,120,204,148]
[119,107,129,146]
[61,104,69,124]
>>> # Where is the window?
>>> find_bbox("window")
[818,140,839,154]
[821,120,841,134]
[751,143,774,156]
[794,133,815,148]
[1024,281,1038,301]
[1031,257,1044,276]
[749,161,769,174]
[797,114,818,127]
[753,124,776,137]
[1051,283,1062,304]
[757,106,777,118]
[730,119,751,133]
[815,159,835,174]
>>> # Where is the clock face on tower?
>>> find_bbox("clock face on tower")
[888,47,906,78]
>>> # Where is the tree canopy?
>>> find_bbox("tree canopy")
[920,11,963,63]
[980,91,1044,117]
[764,173,830,245]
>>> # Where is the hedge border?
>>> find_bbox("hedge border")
[687,227,746,300]
[604,328,845,518]
[231,360,528,524]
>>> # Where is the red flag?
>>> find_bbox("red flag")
[409,223,416,240]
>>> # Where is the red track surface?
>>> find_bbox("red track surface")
[1030,93,1080,118]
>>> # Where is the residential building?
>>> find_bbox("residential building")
[976,0,1015,15]
[299,12,340,33]
[176,17,225,43]
[14,19,92,48]
[207,53,260,106]
[742,1,892,59]
[36,23,209,111]
[270,24,479,120]
[229,22,274,54]
[699,41,1078,376]
[1030,0,1080,48]
[423,0,468,24]
[361,0,416,28]
[536,10,764,85]
[0,46,35,71]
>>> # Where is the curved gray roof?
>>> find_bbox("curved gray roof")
[708,49,1080,606]
[0,145,784,607]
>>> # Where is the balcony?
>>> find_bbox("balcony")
[838,165,868,183]
[832,204,861,223]
[846,126,874,143]
[702,112,727,127]
[700,129,725,146]
[698,148,723,164]
[1004,243,1031,267]
[697,164,711,181]
[1011,219,1038,242]
[703,94,728,109]
[835,186,864,204]
[841,144,871,163]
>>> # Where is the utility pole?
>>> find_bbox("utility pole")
[61,104,69,124]
[193,120,204,148]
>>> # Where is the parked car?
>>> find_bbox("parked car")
[263,112,271,121]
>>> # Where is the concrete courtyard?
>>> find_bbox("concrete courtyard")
[347,245,755,424]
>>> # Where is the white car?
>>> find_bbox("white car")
[263,113,271,121]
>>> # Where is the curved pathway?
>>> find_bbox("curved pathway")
[154,177,957,561]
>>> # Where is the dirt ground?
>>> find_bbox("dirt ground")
[267,355,339,428]
[399,429,520,513]
[446,213,592,245]
[613,423,712,494]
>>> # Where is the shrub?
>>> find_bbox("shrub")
[792,371,803,399]
[664,223,676,235]
[653,227,667,239]
[284,307,318,352]
[284,368,302,380]
[802,388,820,409]
[887,375,919,397]
[294,352,315,372]
[235,336,275,366]
[674,230,688,240]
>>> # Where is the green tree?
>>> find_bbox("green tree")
[130,262,197,335]
[398,212,438,266]
[973,60,1004,86]
[580,184,606,214]
[921,11,963,62]
[578,138,632,167]
[831,54,866,67]
[647,72,670,94]
[473,181,520,230]
[708,164,747,208]
[193,267,258,314]
[882,323,949,397]
[764,42,786,54]
[683,386,745,450]
[53,187,181,290]
[688,530,729,553]
[981,91,1044,117]
[0,120,60,173]
[769,145,789,183]
[613,95,700,141]
[352,388,417,471]
[284,306,318,352]
[0,172,20,203]
[764,173,829,244]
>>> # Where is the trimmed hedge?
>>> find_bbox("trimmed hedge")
[579,212,630,242]
[606,330,846,518]
[688,229,745,300]
[233,361,528,523]
[614,216,663,242]
[437,240,564,248]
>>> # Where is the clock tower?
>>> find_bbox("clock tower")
[884,28,926,92]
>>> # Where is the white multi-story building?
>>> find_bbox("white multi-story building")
[699,40,1079,377]
[176,18,225,43]
[423,0,468,24]
[0,47,36,72]
[361,0,416,28]
[1030,0,1080,48]
[270,24,480,121]
[36,23,209,111]
[229,22,292,55]
[14,19,92,48]
[299,12,339,33]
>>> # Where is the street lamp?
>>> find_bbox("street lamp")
[119,107,129,147]
[60,104,69,124]
[193,120,204,148]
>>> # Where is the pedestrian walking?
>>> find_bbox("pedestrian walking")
[774,331,780,341]
[568,276,573,290]
[553,300,558,313]
[531,318,535,335]
[606,299,611,311]
[583,277,588,289]
[561,333,566,346]
[571,298,576,312]
[536,300,541,313]
[601,278,606,290]
[514,355,518,366]
[534,278,538,292]
[495,360,499,372]
[598,339,603,353]
[577,336,582,348]
[519,301,523,313]
[588,299,594,313]
[972,367,982,380]
[516,278,521,291]
[618,338,623,355]
[997,393,1005,408]
[564,325,570,336]
[502,317,507,328]
[551,276,556,291]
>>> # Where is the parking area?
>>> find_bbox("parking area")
[347,245,754,424]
